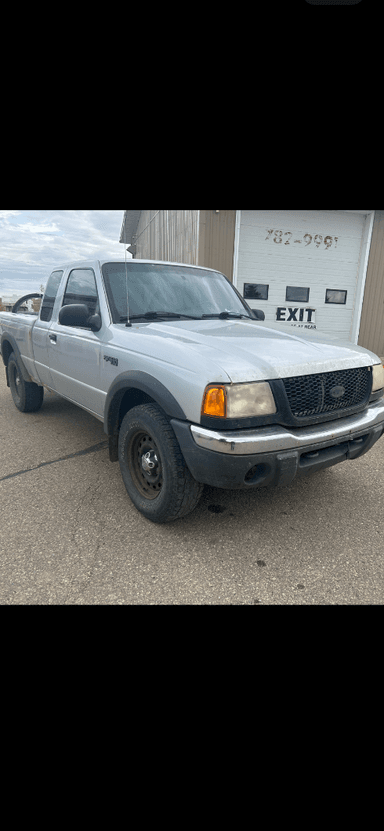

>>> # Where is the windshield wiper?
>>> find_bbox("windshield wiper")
[120,311,201,321]
[201,311,251,319]
[119,310,252,322]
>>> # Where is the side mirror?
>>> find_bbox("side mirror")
[59,304,89,326]
[87,313,102,331]
[59,304,101,330]
[252,309,265,321]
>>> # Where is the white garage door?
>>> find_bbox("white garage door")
[234,210,370,341]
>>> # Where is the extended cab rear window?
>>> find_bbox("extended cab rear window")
[40,271,63,321]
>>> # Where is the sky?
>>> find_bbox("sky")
[0,210,131,299]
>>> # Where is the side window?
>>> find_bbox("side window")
[40,271,63,322]
[62,268,99,321]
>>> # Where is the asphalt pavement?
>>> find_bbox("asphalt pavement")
[1,369,383,604]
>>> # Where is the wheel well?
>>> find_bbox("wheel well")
[1,339,13,366]
[107,386,167,462]
[118,387,157,427]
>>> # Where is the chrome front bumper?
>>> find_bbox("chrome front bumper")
[190,399,384,455]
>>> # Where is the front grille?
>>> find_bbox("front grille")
[282,367,371,419]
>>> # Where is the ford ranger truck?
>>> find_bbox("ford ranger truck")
[1,258,384,523]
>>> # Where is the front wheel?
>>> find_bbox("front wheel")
[118,403,203,523]
[8,352,44,412]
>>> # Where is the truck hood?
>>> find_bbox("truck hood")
[116,318,380,383]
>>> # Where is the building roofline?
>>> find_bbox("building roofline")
[119,210,142,244]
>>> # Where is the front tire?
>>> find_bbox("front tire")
[118,403,203,523]
[8,352,44,412]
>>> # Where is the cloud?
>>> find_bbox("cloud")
[0,210,21,219]
[15,221,60,234]
[0,210,129,297]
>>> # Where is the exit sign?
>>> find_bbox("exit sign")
[276,307,317,329]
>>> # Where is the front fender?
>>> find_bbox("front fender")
[104,370,187,460]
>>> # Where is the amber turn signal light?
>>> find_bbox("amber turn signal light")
[202,385,227,417]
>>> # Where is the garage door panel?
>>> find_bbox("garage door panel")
[239,227,361,262]
[240,209,365,234]
[236,210,366,340]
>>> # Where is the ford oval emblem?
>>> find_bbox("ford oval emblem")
[329,384,345,399]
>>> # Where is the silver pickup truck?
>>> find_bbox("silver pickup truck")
[1,258,384,523]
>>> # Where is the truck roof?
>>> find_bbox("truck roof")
[52,258,222,274]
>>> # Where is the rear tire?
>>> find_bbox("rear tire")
[118,403,203,523]
[8,352,44,413]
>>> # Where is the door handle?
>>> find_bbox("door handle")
[49,333,57,342]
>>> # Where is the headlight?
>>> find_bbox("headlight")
[202,381,276,418]
[372,363,384,392]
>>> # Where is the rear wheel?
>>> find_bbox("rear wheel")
[118,403,203,523]
[8,352,44,412]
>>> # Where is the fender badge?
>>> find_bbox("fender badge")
[104,355,118,367]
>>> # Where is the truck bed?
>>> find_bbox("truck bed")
[0,311,40,384]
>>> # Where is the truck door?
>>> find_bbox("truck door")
[31,269,64,387]
[47,267,104,417]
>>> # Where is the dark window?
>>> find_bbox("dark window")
[40,271,63,322]
[243,283,269,300]
[325,289,347,304]
[62,268,99,320]
[286,286,310,303]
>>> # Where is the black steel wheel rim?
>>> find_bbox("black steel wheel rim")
[129,431,163,500]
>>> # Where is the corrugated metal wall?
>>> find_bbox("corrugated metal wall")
[198,210,236,280]
[358,210,384,357]
[134,210,199,264]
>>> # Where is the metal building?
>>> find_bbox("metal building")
[119,210,384,357]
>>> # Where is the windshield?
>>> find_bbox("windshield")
[101,262,252,323]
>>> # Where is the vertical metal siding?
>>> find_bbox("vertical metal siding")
[358,210,384,357]
[134,210,199,264]
[198,210,236,280]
